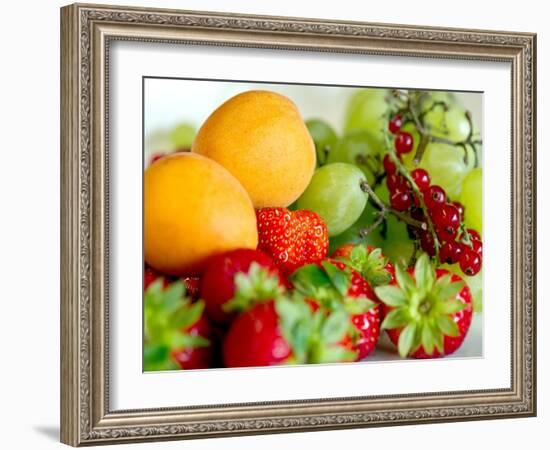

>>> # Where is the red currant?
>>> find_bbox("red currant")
[389,114,403,134]
[461,228,481,242]
[383,154,397,175]
[394,131,414,154]
[423,185,446,210]
[459,248,482,276]
[432,203,461,234]
[439,241,464,264]
[386,173,401,191]
[471,239,483,256]
[452,201,465,221]
[390,189,413,211]
[411,168,431,191]
[419,231,436,257]
[411,207,425,223]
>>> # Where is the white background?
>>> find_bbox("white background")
[0,0,545,449]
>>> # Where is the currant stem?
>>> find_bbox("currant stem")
[359,180,427,233]
[359,213,385,238]
[383,132,441,259]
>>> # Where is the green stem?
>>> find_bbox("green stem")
[359,181,426,230]
[383,133,441,259]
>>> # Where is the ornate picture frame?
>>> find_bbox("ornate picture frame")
[60,3,536,446]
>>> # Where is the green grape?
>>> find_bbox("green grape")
[418,142,472,199]
[297,163,368,237]
[344,88,390,152]
[326,130,378,185]
[442,264,483,313]
[145,129,175,159]
[328,200,384,253]
[381,214,415,267]
[423,105,471,142]
[306,119,338,165]
[170,123,196,149]
[459,168,483,232]
[399,122,422,169]
[374,180,390,204]
[419,91,455,112]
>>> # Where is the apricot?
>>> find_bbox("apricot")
[192,90,316,208]
[144,153,258,276]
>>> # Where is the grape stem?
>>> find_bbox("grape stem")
[405,95,481,167]
[359,180,426,232]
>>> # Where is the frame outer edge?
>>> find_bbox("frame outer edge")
[61,3,81,447]
[60,2,536,445]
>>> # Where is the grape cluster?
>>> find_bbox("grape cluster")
[384,115,482,277]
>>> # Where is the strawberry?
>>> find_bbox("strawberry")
[374,253,473,358]
[223,295,357,368]
[144,265,200,299]
[171,314,214,370]
[149,152,166,165]
[200,249,285,325]
[331,244,395,287]
[291,260,381,360]
[256,207,329,275]
[144,279,214,370]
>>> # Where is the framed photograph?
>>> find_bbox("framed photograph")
[60,3,536,446]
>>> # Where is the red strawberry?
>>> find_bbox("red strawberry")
[172,314,214,370]
[256,207,329,275]
[331,244,395,287]
[291,260,381,360]
[144,280,214,370]
[182,277,201,299]
[223,301,291,367]
[200,249,285,325]
[374,253,473,358]
[149,152,166,165]
[223,296,356,368]
[144,265,200,299]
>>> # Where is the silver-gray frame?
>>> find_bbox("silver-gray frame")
[60,3,536,446]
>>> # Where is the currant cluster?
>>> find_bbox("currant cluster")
[383,114,483,277]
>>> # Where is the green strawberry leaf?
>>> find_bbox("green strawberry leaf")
[321,261,350,296]
[381,307,410,330]
[435,277,465,302]
[433,328,444,354]
[224,263,284,312]
[397,322,417,357]
[340,246,392,287]
[374,285,408,307]
[395,264,415,297]
[275,297,304,328]
[414,253,435,296]
[145,279,164,305]
[438,299,467,315]
[170,332,209,349]
[316,345,357,364]
[349,244,368,269]
[171,300,204,329]
[162,281,187,312]
[343,296,376,314]
[144,344,169,366]
[320,310,350,344]
[435,315,460,337]
[364,248,393,287]
[290,264,332,296]
[276,295,315,363]
[420,321,437,355]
